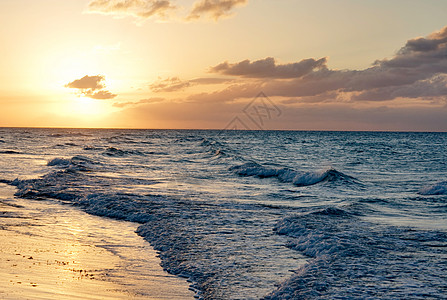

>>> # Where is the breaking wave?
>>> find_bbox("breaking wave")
[47,156,100,172]
[266,206,447,299]
[230,162,357,186]
[2,129,447,299]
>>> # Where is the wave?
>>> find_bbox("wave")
[200,138,226,157]
[5,169,297,299]
[146,151,169,155]
[266,206,447,299]
[102,147,144,157]
[83,146,103,151]
[0,150,22,154]
[229,162,356,187]
[47,158,71,166]
[7,171,206,295]
[419,181,447,195]
[198,138,245,162]
[7,158,447,299]
[48,132,92,138]
[105,135,140,144]
[47,156,100,172]
[49,142,80,149]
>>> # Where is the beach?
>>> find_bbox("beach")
[1,128,446,298]
[0,183,194,299]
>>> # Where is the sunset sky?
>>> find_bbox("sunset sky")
[1,0,447,130]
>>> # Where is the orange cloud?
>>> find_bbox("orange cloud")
[187,0,248,21]
[65,75,117,100]
[87,0,175,19]
[86,0,248,22]
[65,75,104,91]
[149,76,233,92]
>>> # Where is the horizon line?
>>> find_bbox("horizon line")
[0,126,446,133]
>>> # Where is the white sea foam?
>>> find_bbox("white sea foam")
[267,206,447,299]
[1,129,446,299]
[229,162,354,186]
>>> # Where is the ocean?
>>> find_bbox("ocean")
[0,128,446,299]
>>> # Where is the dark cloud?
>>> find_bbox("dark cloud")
[187,0,247,20]
[106,26,447,130]
[333,26,447,99]
[197,26,447,103]
[186,82,262,103]
[65,75,116,100]
[352,75,447,102]
[210,57,327,79]
[400,26,447,54]
[87,0,175,19]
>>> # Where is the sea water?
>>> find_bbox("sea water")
[0,128,446,299]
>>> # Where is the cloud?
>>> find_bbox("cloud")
[65,75,117,100]
[190,77,233,84]
[150,76,233,92]
[150,77,192,92]
[65,75,104,91]
[352,75,447,102]
[87,90,118,100]
[193,26,447,103]
[210,57,327,79]
[87,0,175,20]
[86,0,247,22]
[111,96,447,131]
[186,82,262,103]
[281,92,340,104]
[105,26,447,131]
[187,0,247,21]
[113,97,165,107]
[399,26,447,54]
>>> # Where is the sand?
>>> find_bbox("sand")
[0,183,195,299]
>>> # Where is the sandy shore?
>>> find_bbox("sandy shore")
[0,183,194,299]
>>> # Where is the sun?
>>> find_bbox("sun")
[58,94,116,128]
[72,97,104,116]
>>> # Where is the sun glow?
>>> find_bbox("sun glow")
[53,95,118,128]
[72,97,104,116]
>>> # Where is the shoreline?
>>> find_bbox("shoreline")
[0,183,194,299]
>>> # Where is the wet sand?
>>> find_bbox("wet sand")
[0,183,194,299]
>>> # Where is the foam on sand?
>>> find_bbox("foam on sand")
[0,183,194,300]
